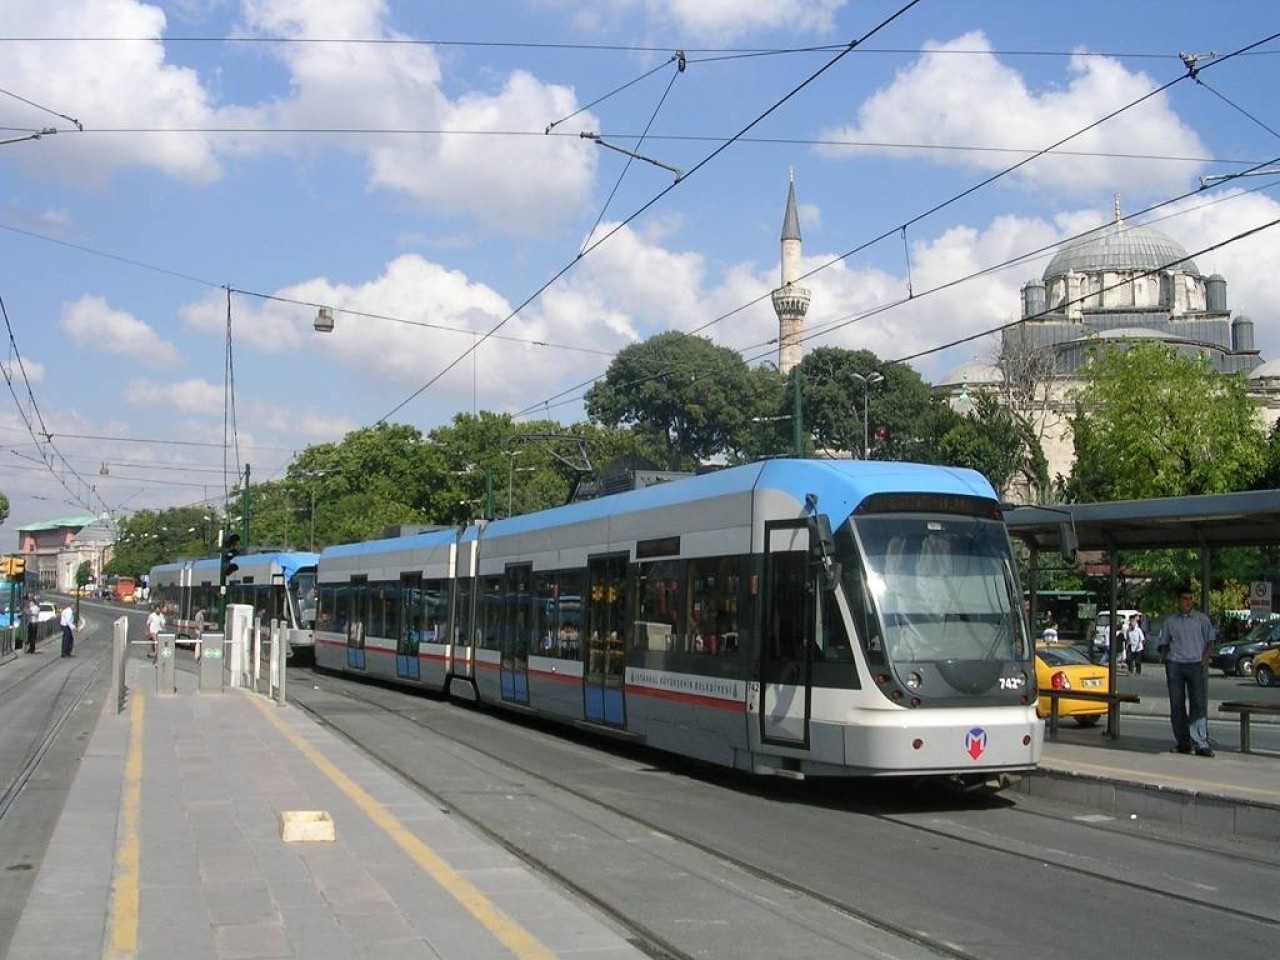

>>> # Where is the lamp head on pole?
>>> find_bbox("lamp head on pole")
[314,305,335,333]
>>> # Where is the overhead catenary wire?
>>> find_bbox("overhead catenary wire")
[507,31,1280,419]
[375,0,927,424]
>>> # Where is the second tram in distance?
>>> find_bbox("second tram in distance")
[314,458,1041,780]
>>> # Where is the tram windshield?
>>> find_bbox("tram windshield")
[295,570,318,629]
[841,515,1029,665]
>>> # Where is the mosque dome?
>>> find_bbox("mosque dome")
[1043,219,1199,281]
[936,359,1004,388]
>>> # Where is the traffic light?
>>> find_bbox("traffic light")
[220,532,241,580]
[10,556,24,577]
[0,557,10,577]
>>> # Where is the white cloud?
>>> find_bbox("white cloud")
[1,0,598,230]
[1,358,45,384]
[2,0,223,185]
[62,295,183,367]
[552,0,848,39]
[819,31,1208,198]
[125,377,223,413]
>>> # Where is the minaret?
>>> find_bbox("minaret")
[772,170,811,376]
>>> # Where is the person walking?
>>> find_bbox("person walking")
[146,604,164,660]
[1041,614,1059,644]
[24,597,38,653]
[1125,613,1145,676]
[59,602,75,657]
[1157,589,1216,757]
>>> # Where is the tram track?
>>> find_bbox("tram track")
[284,670,1040,960]
[0,653,107,824]
[287,666,1280,958]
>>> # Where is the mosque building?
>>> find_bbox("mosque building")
[935,199,1278,493]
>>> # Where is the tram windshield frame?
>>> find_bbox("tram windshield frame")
[838,513,1031,667]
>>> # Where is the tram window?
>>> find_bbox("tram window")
[635,560,683,653]
[455,578,474,648]
[367,581,400,639]
[834,527,885,664]
[423,580,449,642]
[479,575,503,650]
[686,557,742,657]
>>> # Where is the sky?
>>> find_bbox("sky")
[2,0,1279,539]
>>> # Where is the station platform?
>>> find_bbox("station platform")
[8,656,1280,959]
[7,659,649,960]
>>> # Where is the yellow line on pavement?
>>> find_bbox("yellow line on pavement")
[248,695,558,960]
[105,694,144,960]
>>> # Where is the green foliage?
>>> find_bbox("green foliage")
[75,560,94,587]
[584,332,757,470]
[0,492,8,526]
[1068,341,1266,501]
[114,506,221,577]
[936,393,1049,498]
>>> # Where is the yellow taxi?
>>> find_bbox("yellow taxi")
[1035,643,1110,727]
[1254,646,1280,687]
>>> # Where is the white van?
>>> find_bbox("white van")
[1093,609,1141,653]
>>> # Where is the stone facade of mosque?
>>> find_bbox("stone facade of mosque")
[936,204,1276,496]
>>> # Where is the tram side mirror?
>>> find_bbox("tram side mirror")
[1059,520,1079,566]
[808,513,841,590]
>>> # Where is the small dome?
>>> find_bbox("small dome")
[935,359,1004,388]
[1044,220,1199,280]
[1249,359,1280,380]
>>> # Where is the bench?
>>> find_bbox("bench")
[1218,701,1280,754]
[1040,690,1141,740]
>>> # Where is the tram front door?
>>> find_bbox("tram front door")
[397,574,421,681]
[759,522,811,746]
[584,555,627,726]
[500,564,530,704]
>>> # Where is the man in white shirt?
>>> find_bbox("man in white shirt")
[146,605,165,660]
[59,604,75,657]
[1125,614,1146,676]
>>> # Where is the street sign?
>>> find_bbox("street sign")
[1250,580,1272,621]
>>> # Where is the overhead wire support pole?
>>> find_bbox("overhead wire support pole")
[580,132,684,181]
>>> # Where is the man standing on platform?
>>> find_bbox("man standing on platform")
[1157,588,1216,757]
[24,596,38,653]
[59,602,75,657]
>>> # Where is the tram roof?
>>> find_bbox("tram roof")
[1004,489,1280,553]
[321,459,999,561]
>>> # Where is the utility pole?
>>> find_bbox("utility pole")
[240,463,251,549]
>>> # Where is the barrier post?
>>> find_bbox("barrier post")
[112,616,128,713]
[252,618,262,692]
[156,632,176,695]
[198,632,225,693]
[275,624,288,706]
[268,619,280,698]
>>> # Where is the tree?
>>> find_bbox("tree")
[936,393,1049,497]
[585,332,757,470]
[75,560,93,589]
[1067,341,1266,501]
[0,492,8,526]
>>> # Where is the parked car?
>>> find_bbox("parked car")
[1211,619,1280,677]
[1035,643,1110,727]
[36,602,57,623]
[1254,646,1280,687]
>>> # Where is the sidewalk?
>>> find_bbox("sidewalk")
[1028,721,1280,842]
[8,659,649,960]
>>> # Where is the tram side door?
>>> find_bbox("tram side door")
[499,564,531,704]
[758,522,812,747]
[397,573,421,681]
[583,554,627,726]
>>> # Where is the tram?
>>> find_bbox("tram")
[149,551,319,657]
[314,459,1042,779]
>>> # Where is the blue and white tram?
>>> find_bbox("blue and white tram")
[148,551,319,657]
[314,459,1041,779]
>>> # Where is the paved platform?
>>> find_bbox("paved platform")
[8,660,648,960]
[9,655,1280,959]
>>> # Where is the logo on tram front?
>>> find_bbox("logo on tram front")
[964,727,987,760]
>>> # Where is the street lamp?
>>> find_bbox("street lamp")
[850,372,885,460]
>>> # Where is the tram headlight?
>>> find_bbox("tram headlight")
[905,671,923,690]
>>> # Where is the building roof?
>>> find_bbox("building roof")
[935,358,1004,388]
[18,514,101,533]
[1006,490,1280,552]
[1043,218,1199,280]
